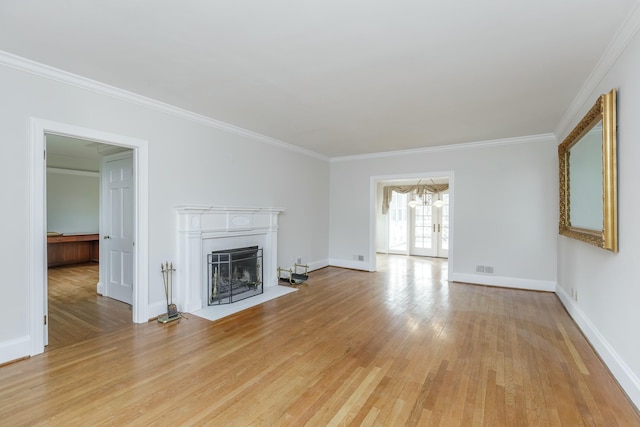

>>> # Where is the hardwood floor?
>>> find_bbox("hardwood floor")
[47,263,131,349]
[1,255,638,425]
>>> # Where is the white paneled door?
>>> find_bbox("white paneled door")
[102,152,134,305]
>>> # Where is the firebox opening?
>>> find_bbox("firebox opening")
[207,246,263,305]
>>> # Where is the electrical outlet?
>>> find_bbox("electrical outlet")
[296,257,302,264]
[476,265,485,273]
[358,255,364,261]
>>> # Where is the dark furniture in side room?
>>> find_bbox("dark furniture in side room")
[47,233,99,267]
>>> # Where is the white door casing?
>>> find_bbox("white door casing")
[437,193,450,258]
[101,152,134,305]
[30,118,149,357]
[43,137,49,347]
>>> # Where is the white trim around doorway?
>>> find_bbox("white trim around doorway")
[29,118,149,356]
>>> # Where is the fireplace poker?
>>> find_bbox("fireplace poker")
[168,262,178,317]
[158,261,180,323]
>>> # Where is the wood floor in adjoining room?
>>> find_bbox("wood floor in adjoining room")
[1,255,639,425]
[47,263,131,349]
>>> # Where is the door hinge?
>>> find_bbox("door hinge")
[44,315,47,325]
[44,150,46,160]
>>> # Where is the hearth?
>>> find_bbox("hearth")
[208,246,263,305]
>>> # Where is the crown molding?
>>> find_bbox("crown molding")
[0,50,329,162]
[554,2,640,139]
[330,133,556,163]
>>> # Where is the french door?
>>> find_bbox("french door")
[388,191,449,258]
[410,192,448,258]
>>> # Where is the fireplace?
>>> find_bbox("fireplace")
[208,246,263,304]
[176,206,283,313]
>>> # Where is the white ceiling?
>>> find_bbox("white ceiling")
[45,134,131,170]
[45,134,109,164]
[0,1,636,158]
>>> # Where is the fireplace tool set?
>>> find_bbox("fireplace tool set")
[158,261,181,323]
[278,263,309,285]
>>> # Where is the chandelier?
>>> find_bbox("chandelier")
[407,179,444,209]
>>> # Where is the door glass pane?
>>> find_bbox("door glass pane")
[414,194,433,249]
[389,192,407,251]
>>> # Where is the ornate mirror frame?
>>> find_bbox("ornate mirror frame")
[558,88,617,252]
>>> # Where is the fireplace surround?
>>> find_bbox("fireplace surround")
[176,206,283,313]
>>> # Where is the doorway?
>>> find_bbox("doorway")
[45,136,133,348]
[29,118,149,357]
[370,172,454,273]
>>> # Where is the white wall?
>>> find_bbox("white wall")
[556,26,640,409]
[375,182,388,253]
[329,137,559,290]
[47,170,99,234]
[0,60,329,361]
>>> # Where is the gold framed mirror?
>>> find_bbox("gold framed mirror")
[559,88,617,252]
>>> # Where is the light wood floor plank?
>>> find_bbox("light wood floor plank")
[1,255,639,425]
[47,263,131,349]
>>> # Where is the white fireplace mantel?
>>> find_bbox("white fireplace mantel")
[176,206,284,313]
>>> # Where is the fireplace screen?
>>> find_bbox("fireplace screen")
[207,246,263,305]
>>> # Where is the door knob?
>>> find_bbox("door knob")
[103,235,111,240]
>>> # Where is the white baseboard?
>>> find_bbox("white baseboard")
[556,285,640,410]
[278,259,328,274]
[449,273,556,292]
[328,258,370,271]
[0,335,31,365]
[147,301,169,320]
[307,259,329,272]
